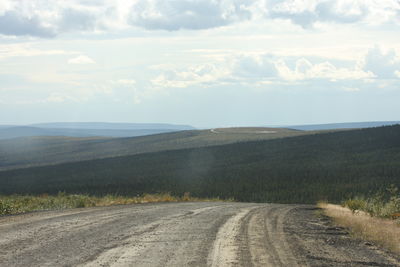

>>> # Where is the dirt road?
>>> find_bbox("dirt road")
[0,202,398,266]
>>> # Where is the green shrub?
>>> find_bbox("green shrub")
[343,197,367,213]
[0,199,13,215]
[343,185,400,218]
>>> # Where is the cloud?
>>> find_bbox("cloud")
[363,46,400,79]
[315,1,367,24]
[68,55,95,64]
[0,10,55,37]
[88,79,144,104]
[113,79,136,85]
[0,0,399,37]
[129,0,253,31]
[45,93,80,103]
[232,54,278,79]
[151,53,373,89]
[152,63,230,88]
[342,86,360,92]
[267,0,400,28]
[151,54,283,89]
[0,0,255,37]
[59,8,96,32]
[276,58,372,81]
[0,43,78,60]
[0,0,104,37]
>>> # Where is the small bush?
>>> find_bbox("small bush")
[182,192,191,201]
[0,199,13,214]
[343,197,367,213]
[343,185,400,219]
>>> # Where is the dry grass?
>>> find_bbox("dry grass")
[0,192,229,216]
[318,202,400,254]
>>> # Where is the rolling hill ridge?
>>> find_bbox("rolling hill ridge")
[288,121,400,130]
[0,122,195,140]
[1,125,399,203]
[0,127,312,171]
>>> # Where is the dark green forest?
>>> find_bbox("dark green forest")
[0,125,399,204]
[0,127,307,171]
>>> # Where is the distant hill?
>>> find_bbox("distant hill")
[0,127,314,170]
[0,126,69,139]
[1,125,399,204]
[288,121,400,131]
[0,122,196,140]
[0,127,184,140]
[31,122,195,130]
[0,125,15,129]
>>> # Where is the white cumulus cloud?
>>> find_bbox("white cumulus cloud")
[152,63,230,88]
[267,0,400,28]
[0,0,399,37]
[129,0,254,31]
[151,52,375,89]
[363,46,400,79]
[232,54,278,79]
[68,55,95,64]
[276,58,372,81]
[113,79,136,85]
[0,43,77,60]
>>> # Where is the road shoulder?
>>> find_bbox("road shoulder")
[284,206,400,267]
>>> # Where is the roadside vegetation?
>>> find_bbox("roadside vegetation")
[0,192,225,216]
[343,185,400,218]
[319,185,400,254]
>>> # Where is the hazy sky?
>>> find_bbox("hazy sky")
[1,0,400,128]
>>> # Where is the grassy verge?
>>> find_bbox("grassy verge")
[318,202,400,254]
[0,192,228,216]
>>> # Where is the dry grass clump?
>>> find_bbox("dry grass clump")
[0,192,228,216]
[319,202,400,254]
[95,193,179,206]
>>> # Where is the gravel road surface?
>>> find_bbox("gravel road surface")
[0,202,398,266]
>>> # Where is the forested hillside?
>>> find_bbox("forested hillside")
[0,127,308,170]
[0,125,399,203]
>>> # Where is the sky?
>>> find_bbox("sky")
[0,0,400,128]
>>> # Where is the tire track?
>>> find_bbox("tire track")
[207,207,256,267]
[81,204,232,267]
[238,205,305,267]
[0,203,398,267]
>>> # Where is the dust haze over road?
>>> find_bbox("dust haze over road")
[0,202,398,266]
